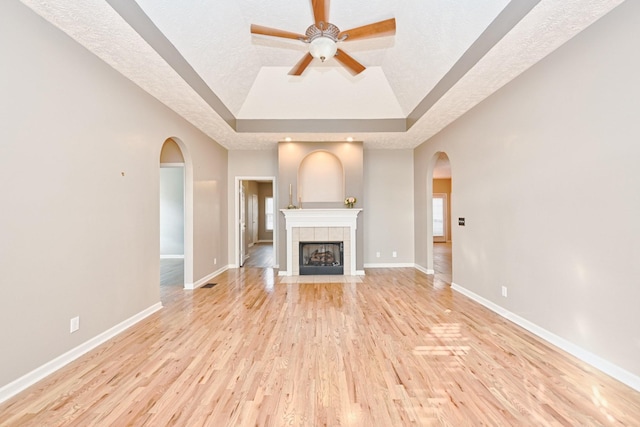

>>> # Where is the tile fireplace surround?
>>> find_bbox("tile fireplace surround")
[280,209,362,276]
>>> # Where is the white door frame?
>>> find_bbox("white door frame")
[234,176,277,268]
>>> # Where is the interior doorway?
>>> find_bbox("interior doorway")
[160,165,184,287]
[431,152,452,284]
[236,177,276,269]
[159,138,193,292]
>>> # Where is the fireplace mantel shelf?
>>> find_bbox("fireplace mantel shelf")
[280,208,362,229]
[280,208,362,276]
[280,208,362,215]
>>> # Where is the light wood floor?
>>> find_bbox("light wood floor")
[244,242,275,268]
[161,258,184,288]
[433,242,452,288]
[2,247,639,425]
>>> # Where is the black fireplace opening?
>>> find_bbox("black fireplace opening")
[299,241,344,275]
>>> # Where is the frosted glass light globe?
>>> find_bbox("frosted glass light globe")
[309,36,337,62]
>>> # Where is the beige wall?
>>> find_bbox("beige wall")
[363,150,415,265]
[227,150,278,266]
[0,1,227,390]
[414,0,640,380]
[229,147,413,270]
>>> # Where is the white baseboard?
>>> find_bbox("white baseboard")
[361,263,437,275]
[0,302,163,404]
[413,264,435,275]
[187,265,230,290]
[451,282,640,393]
[356,270,366,276]
[363,262,415,268]
[160,254,184,259]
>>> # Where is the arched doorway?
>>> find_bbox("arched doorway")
[429,152,452,286]
[159,138,193,291]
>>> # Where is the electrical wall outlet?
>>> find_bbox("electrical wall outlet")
[392,251,397,258]
[214,258,217,265]
[376,252,380,258]
[70,316,80,333]
[501,286,508,298]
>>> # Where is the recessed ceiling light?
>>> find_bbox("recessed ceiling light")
[346,137,354,142]
[284,137,292,142]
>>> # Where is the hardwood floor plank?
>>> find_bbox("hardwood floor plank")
[244,242,275,268]
[1,245,639,425]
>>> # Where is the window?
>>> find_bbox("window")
[265,197,274,231]
[432,193,447,242]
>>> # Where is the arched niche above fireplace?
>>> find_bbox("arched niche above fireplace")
[298,151,344,203]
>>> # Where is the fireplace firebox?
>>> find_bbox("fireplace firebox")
[299,241,344,275]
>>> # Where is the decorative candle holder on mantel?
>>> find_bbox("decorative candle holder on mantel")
[287,183,297,209]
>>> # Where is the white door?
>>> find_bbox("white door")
[239,182,246,266]
[433,193,447,243]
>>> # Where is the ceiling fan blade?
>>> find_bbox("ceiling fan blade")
[334,49,365,75]
[311,0,329,26]
[250,24,305,40]
[339,18,396,41]
[289,53,314,76]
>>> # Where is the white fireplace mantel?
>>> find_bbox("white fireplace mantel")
[281,208,362,276]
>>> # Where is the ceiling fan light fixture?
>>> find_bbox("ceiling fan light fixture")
[309,36,337,62]
[305,22,340,62]
[251,4,396,76]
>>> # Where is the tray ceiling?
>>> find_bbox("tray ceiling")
[20,0,625,149]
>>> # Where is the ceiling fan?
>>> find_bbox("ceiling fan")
[250,0,396,76]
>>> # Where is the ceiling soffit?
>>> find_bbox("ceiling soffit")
[17,0,627,149]
[131,0,514,123]
[110,0,531,133]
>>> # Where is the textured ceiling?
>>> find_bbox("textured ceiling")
[20,0,625,150]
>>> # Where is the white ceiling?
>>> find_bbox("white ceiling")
[20,0,625,150]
